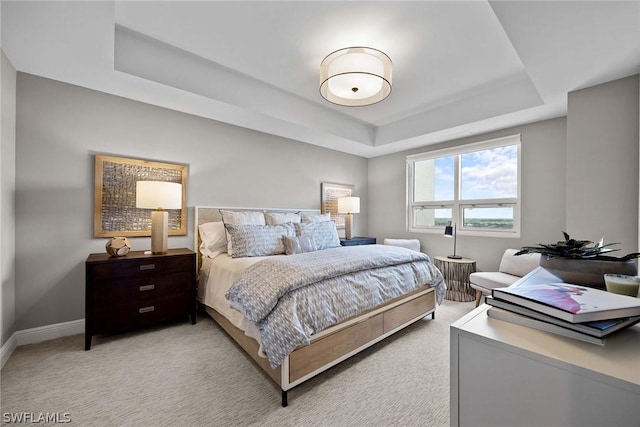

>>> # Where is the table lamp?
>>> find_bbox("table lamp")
[444,221,461,259]
[338,196,360,240]
[136,181,182,254]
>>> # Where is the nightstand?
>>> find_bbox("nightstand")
[85,248,196,350]
[340,237,377,246]
[433,256,476,302]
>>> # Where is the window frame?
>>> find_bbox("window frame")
[406,134,521,238]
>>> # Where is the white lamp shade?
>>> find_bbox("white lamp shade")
[136,181,182,255]
[136,181,182,210]
[338,197,360,214]
[320,47,392,107]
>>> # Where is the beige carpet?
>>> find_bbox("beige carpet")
[1,300,475,426]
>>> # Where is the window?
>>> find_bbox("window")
[407,135,520,237]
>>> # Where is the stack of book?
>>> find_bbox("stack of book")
[486,282,640,345]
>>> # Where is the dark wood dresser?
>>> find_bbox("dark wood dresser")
[85,248,196,350]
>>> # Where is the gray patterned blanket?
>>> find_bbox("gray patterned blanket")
[226,245,446,368]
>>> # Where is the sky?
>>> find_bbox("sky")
[432,144,517,220]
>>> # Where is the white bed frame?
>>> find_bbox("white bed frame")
[194,206,436,406]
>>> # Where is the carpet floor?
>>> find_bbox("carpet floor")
[1,300,475,426]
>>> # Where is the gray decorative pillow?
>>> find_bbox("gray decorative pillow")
[294,221,341,250]
[283,235,318,255]
[225,223,295,258]
[219,210,266,256]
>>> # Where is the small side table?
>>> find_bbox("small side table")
[434,256,476,302]
[340,237,376,246]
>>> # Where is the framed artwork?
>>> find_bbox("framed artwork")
[321,182,354,229]
[94,155,188,238]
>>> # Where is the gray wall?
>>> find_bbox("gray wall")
[14,73,368,331]
[567,75,639,256]
[368,118,568,272]
[1,50,17,346]
[369,74,640,272]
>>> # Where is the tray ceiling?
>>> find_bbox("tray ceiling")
[2,1,639,157]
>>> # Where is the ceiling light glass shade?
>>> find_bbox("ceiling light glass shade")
[320,47,392,107]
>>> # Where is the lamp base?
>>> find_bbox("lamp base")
[447,254,462,259]
[150,210,169,255]
[344,213,353,240]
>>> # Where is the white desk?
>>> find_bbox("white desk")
[450,268,640,427]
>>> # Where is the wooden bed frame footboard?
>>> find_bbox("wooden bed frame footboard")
[204,286,435,406]
[195,206,437,406]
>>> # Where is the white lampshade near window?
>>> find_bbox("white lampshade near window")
[338,196,360,240]
[320,47,392,107]
[136,181,182,254]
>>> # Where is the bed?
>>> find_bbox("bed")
[194,206,446,406]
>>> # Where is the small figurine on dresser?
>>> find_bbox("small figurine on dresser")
[105,237,131,257]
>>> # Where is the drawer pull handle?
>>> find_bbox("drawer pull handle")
[139,306,155,314]
[139,284,155,292]
[140,264,155,271]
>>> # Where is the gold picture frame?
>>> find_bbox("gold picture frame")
[321,182,354,230]
[94,155,188,238]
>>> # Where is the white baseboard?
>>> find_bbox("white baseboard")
[1,333,17,369]
[15,319,85,346]
[1,319,84,368]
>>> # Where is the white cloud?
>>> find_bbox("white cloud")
[460,146,517,199]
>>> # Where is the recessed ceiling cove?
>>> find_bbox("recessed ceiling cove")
[113,1,543,149]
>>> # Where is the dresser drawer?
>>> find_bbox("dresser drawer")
[88,254,194,280]
[88,271,192,306]
[89,293,192,334]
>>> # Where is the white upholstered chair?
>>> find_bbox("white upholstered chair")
[383,238,421,252]
[469,249,541,307]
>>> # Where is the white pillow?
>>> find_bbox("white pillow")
[295,221,341,250]
[301,212,331,223]
[264,212,301,225]
[198,221,227,258]
[219,210,266,256]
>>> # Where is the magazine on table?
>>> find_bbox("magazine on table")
[485,296,640,338]
[491,283,640,323]
[486,306,606,346]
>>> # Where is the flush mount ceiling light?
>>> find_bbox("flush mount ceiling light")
[319,47,392,107]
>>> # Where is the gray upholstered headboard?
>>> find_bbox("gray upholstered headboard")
[193,206,321,269]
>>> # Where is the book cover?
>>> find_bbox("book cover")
[486,307,606,346]
[492,283,640,323]
[484,296,640,338]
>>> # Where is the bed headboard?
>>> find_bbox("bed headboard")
[194,206,321,270]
